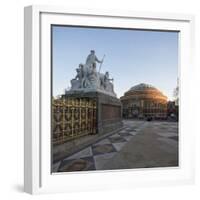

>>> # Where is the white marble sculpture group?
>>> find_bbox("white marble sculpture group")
[69,50,116,96]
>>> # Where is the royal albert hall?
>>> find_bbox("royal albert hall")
[120,83,168,119]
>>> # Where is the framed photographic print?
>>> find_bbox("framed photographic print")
[24,5,195,194]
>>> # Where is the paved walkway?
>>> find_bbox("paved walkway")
[53,120,178,172]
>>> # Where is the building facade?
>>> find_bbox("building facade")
[120,83,168,119]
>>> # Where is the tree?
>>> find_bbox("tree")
[173,79,179,106]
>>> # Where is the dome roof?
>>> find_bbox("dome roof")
[129,83,157,91]
[121,83,167,102]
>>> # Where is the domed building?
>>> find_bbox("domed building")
[120,83,168,119]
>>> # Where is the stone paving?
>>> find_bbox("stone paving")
[53,120,178,173]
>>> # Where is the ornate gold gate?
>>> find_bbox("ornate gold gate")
[52,97,97,145]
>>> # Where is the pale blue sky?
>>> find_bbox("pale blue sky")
[52,26,178,100]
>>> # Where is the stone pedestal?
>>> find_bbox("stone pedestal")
[96,92,123,134]
[63,90,123,135]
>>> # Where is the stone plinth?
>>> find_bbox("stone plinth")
[63,91,123,135]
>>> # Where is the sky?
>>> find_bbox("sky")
[52,26,178,100]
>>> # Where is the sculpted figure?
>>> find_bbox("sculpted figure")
[70,64,84,89]
[74,68,81,81]
[104,71,114,92]
[68,50,116,96]
[74,62,97,89]
[104,72,113,83]
[76,64,84,88]
[85,50,102,70]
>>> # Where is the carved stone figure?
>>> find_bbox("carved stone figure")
[85,50,102,69]
[70,64,83,89]
[68,50,116,97]
[104,71,114,92]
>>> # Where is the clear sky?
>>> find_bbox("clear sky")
[52,26,178,100]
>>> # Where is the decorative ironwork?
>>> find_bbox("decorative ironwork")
[52,97,97,145]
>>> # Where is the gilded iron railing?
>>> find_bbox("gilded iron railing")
[52,97,97,145]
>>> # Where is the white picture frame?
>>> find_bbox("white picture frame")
[24,5,195,194]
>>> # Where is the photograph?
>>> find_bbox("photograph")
[51,25,179,173]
